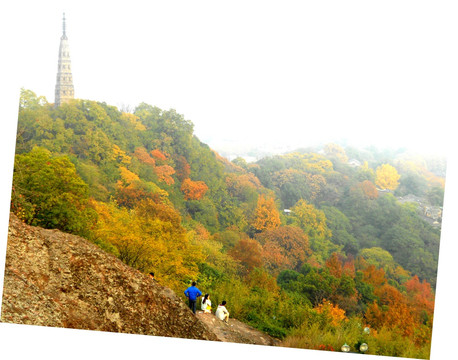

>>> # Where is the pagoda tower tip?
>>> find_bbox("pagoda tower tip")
[54,13,74,107]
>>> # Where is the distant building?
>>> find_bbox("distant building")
[348,159,362,168]
[54,13,74,107]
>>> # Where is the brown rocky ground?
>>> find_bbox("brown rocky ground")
[1,214,279,347]
[196,312,280,346]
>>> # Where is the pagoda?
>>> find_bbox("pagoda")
[54,13,74,107]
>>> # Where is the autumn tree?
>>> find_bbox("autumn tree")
[357,180,379,199]
[375,164,400,191]
[175,155,191,181]
[314,299,347,327]
[181,178,209,200]
[289,199,337,264]
[250,195,281,233]
[226,173,262,203]
[91,198,203,292]
[133,147,156,166]
[325,252,344,278]
[404,275,435,321]
[361,264,387,288]
[323,143,348,163]
[115,166,168,208]
[229,237,263,275]
[257,225,311,273]
[155,165,176,185]
[150,149,168,161]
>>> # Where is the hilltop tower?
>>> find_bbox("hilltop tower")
[54,13,74,107]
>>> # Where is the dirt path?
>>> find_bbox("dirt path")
[196,311,280,346]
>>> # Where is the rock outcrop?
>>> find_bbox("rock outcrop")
[1,214,218,341]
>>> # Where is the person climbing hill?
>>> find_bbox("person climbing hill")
[184,281,202,314]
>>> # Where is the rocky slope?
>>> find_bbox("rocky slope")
[1,214,216,340]
[1,214,279,347]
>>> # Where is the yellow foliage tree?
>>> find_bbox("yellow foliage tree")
[120,112,146,131]
[375,164,400,191]
[323,143,348,163]
[91,199,204,292]
[314,299,347,326]
[290,199,337,264]
[112,145,131,165]
[250,195,281,233]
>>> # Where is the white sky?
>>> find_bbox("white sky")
[2,0,457,155]
[1,1,457,359]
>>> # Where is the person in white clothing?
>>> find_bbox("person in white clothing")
[201,293,212,313]
[215,300,229,323]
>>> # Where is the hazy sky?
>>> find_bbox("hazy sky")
[2,0,457,156]
[1,2,457,360]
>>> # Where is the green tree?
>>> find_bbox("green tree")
[11,147,92,235]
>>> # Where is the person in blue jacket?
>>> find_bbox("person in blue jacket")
[184,281,202,314]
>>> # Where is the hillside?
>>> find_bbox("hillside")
[1,213,280,346]
[7,90,443,357]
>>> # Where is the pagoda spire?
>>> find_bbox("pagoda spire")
[62,12,67,38]
[54,12,74,107]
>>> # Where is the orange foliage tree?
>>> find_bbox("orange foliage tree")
[229,237,263,275]
[155,165,176,185]
[150,149,168,161]
[180,178,209,200]
[361,264,387,288]
[257,225,311,273]
[115,166,168,208]
[133,147,156,166]
[367,283,417,337]
[358,180,379,199]
[325,252,344,278]
[404,275,435,320]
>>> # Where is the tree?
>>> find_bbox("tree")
[229,237,263,274]
[91,198,204,292]
[133,147,156,166]
[359,247,396,271]
[325,252,343,278]
[375,164,400,191]
[257,226,311,272]
[357,180,379,199]
[11,147,91,235]
[180,178,209,200]
[155,165,176,185]
[289,199,337,263]
[250,195,281,233]
[323,143,348,164]
[314,299,347,327]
